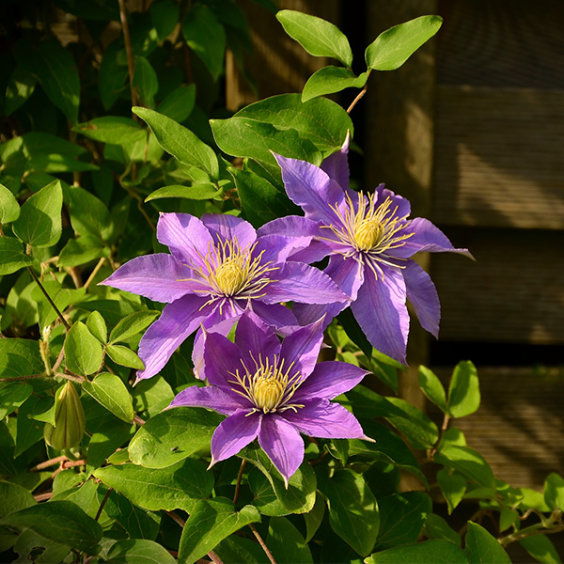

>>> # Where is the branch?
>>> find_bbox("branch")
[249,523,276,564]
[83,257,106,290]
[118,0,138,114]
[28,267,70,330]
[346,71,371,115]
[233,459,246,505]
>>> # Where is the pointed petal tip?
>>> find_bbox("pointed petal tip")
[362,434,376,444]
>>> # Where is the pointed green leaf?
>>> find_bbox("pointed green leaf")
[0,481,36,518]
[104,491,160,541]
[107,539,177,564]
[519,535,562,564]
[65,321,104,376]
[158,84,196,124]
[12,180,63,248]
[86,311,107,344]
[302,67,367,102]
[74,116,145,145]
[133,56,159,109]
[437,469,467,514]
[82,372,134,423]
[109,310,160,344]
[267,516,313,564]
[419,365,448,413]
[366,15,443,71]
[68,186,113,242]
[5,67,36,115]
[544,473,564,511]
[133,106,219,178]
[276,10,353,67]
[0,183,20,224]
[0,238,35,276]
[448,361,480,418]
[106,344,144,370]
[145,184,221,202]
[435,444,495,489]
[464,522,511,564]
[366,539,468,564]
[424,513,461,547]
[178,498,260,564]
[0,383,33,419]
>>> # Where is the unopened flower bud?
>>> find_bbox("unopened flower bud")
[44,382,86,450]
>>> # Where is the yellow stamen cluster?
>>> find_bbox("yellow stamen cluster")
[179,238,279,306]
[229,355,303,414]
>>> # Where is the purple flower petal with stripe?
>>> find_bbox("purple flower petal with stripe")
[169,312,369,484]
[101,212,349,381]
[268,144,471,364]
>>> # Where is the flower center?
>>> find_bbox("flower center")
[229,355,304,414]
[354,217,383,251]
[215,258,246,296]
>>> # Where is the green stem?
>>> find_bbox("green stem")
[346,70,371,114]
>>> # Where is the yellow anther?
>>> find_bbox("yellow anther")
[253,375,285,413]
[215,258,246,295]
[354,217,383,251]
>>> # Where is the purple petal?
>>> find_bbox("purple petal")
[100,254,194,303]
[274,154,344,225]
[211,411,262,464]
[296,361,369,401]
[157,213,214,268]
[292,254,363,327]
[403,260,441,338]
[282,399,365,439]
[251,234,312,265]
[261,262,349,305]
[170,385,246,415]
[203,331,244,390]
[351,265,409,365]
[235,311,281,370]
[394,218,472,259]
[191,312,238,380]
[201,214,256,250]
[376,184,411,219]
[321,131,352,192]
[280,317,325,380]
[136,295,213,381]
[258,415,304,486]
[249,302,298,335]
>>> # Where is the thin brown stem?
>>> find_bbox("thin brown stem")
[63,459,86,469]
[233,459,246,505]
[53,347,65,373]
[95,487,113,521]
[249,523,276,564]
[346,71,371,114]
[0,373,47,383]
[134,414,146,426]
[30,455,68,472]
[54,372,85,384]
[83,257,106,290]
[34,491,53,502]
[118,0,138,114]
[28,267,70,330]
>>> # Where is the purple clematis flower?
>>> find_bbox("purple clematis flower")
[259,139,471,364]
[101,212,348,381]
[170,311,370,485]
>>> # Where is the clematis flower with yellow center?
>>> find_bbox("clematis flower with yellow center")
[170,311,370,485]
[258,138,471,364]
[101,213,348,381]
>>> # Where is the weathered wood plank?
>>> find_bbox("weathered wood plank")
[433,86,564,229]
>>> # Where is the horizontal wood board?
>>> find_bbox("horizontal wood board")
[433,85,564,229]
[431,228,564,344]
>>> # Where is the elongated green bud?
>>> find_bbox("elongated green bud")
[44,382,86,450]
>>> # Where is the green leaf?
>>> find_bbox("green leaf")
[214,535,266,564]
[0,184,20,224]
[145,184,221,202]
[182,4,226,81]
[338,308,372,359]
[87,419,134,471]
[0,237,35,275]
[276,10,353,67]
[65,321,104,376]
[109,310,160,344]
[15,395,45,457]
[464,522,511,564]
[376,492,432,550]
[74,117,145,145]
[5,67,36,115]
[0,500,102,553]
[150,0,179,41]
[86,311,107,344]
[178,498,260,564]
[366,539,468,564]
[0,481,36,518]
[11,529,70,563]
[106,345,144,370]
[325,469,379,556]
[158,84,196,124]
[239,444,317,513]
[302,67,367,102]
[99,41,128,111]
[128,406,223,468]
[435,444,495,489]
[234,93,353,154]
[544,473,564,511]
[304,494,325,542]
[82,372,134,423]
[419,365,448,413]
[0,338,44,375]
[448,361,480,418]
[32,279,86,330]
[12,180,63,248]
[437,469,467,514]
[0,383,33,419]
[267,516,313,564]
[133,106,219,178]
[133,56,159,109]
[248,468,289,516]
[516,487,550,513]
[104,491,160,541]
[107,539,177,564]
[365,15,443,71]
[519,535,562,564]
[131,376,175,419]
[68,186,113,242]
[26,154,98,174]
[95,458,213,514]
[14,38,80,123]
[232,169,299,227]
[424,513,461,547]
